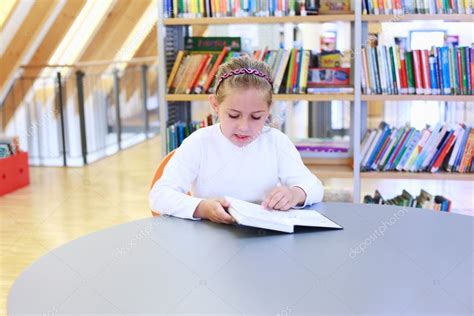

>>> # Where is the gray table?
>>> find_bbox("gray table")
[8,203,474,315]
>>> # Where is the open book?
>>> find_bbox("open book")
[225,196,343,233]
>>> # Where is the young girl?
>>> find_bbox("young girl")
[149,57,324,224]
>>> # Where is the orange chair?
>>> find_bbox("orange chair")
[149,150,193,216]
[149,150,176,216]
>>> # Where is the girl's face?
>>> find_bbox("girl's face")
[210,88,270,147]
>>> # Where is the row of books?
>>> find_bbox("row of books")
[361,122,474,173]
[168,47,353,95]
[362,0,473,14]
[0,136,19,159]
[364,189,452,212]
[361,45,474,95]
[166,115,216,152]
[168,47,239,94]
[163,0,326,18]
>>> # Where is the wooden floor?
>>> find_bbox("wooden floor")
[1,136,472,314]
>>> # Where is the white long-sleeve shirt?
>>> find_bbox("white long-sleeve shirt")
[149,124,324,219]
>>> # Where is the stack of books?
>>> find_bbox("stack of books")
[166,115,216,152]
[163,0,321,18]
[168,36,354,95]
[253,47,311,94]
[361,45,474,95]
[0,136,19,159]
[364,189,452,212]
[362,0,473,14]
[307,51,353,94]
[361,122,474,173]
[168,37,244,94]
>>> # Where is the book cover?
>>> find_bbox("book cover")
[454,127,471,171]
[431,125,462,173]
[459,129,474,172]
[405,51,416,94]
[447,125,466,171]
[389,46,400,94]
[378,128,405,171]
[319,0,351,13]
[392,128,416,170]
[420,49,431,95]
[428,53,440,95]
[421,125,448,170]
[362,48,371,94]
[440,47,451,95]
[425,128,451,171]
[203,46,229,93]
[398,47,408,94]
[404,128,431,171]
[307,68,350,87]
[396,130,421,171]
[385,127,413,171]
[371,127,395,170]
[412,123,443,172]
[412,50,424,95]
[299,50,311,93]
[167,50,185,92]
[184,36,241,52]
[273,50,291,94]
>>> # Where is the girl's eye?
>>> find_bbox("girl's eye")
[228,114,239,119]
[251,116,262,120]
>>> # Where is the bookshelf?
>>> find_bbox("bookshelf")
[166,94,355,102]
[360,171,474,181]
[156,3,473,204]
[361,14,474,22]
[361,95,473,102]
[163,15,355,25]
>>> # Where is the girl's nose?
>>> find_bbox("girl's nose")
[238,118,249,131]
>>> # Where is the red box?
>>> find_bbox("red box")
[0,152,30,196]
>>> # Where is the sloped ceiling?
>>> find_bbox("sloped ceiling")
[0,0,160,127]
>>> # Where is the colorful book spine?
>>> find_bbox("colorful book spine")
[428,54,439,95]
[364,46,472,96]
[362,122,472,174]
[440,47,452,94]
[362,0,472,13]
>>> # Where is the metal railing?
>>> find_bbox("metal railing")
[0,57,160,166]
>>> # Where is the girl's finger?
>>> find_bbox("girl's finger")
[281,200,293,211]
[216,197,230,208]
[268,191,284,209]
[216,205,234,224]
[274,197,289,210]
[262,187,283,208]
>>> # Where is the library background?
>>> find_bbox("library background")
[0,0,473,313]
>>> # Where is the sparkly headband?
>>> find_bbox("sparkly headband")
[215,68,273,92]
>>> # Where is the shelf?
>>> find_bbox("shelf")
[302,158,353,178]
[361,171,474,181]
[362,95,474,102]
[305,164,354,178]
[163,15,355,25]
[362,14,474,22]
[166,94,354,102]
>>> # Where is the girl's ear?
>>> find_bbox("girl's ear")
[208,94,219,114]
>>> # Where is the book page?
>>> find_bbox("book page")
[225,196,342,230]
[226,196,291,224]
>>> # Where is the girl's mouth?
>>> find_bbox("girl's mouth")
[234,134,250,141]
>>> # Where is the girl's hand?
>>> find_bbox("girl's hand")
[193,198,236,224]
[262,186,307,211]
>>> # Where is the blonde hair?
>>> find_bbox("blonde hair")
[214,57,273,106]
